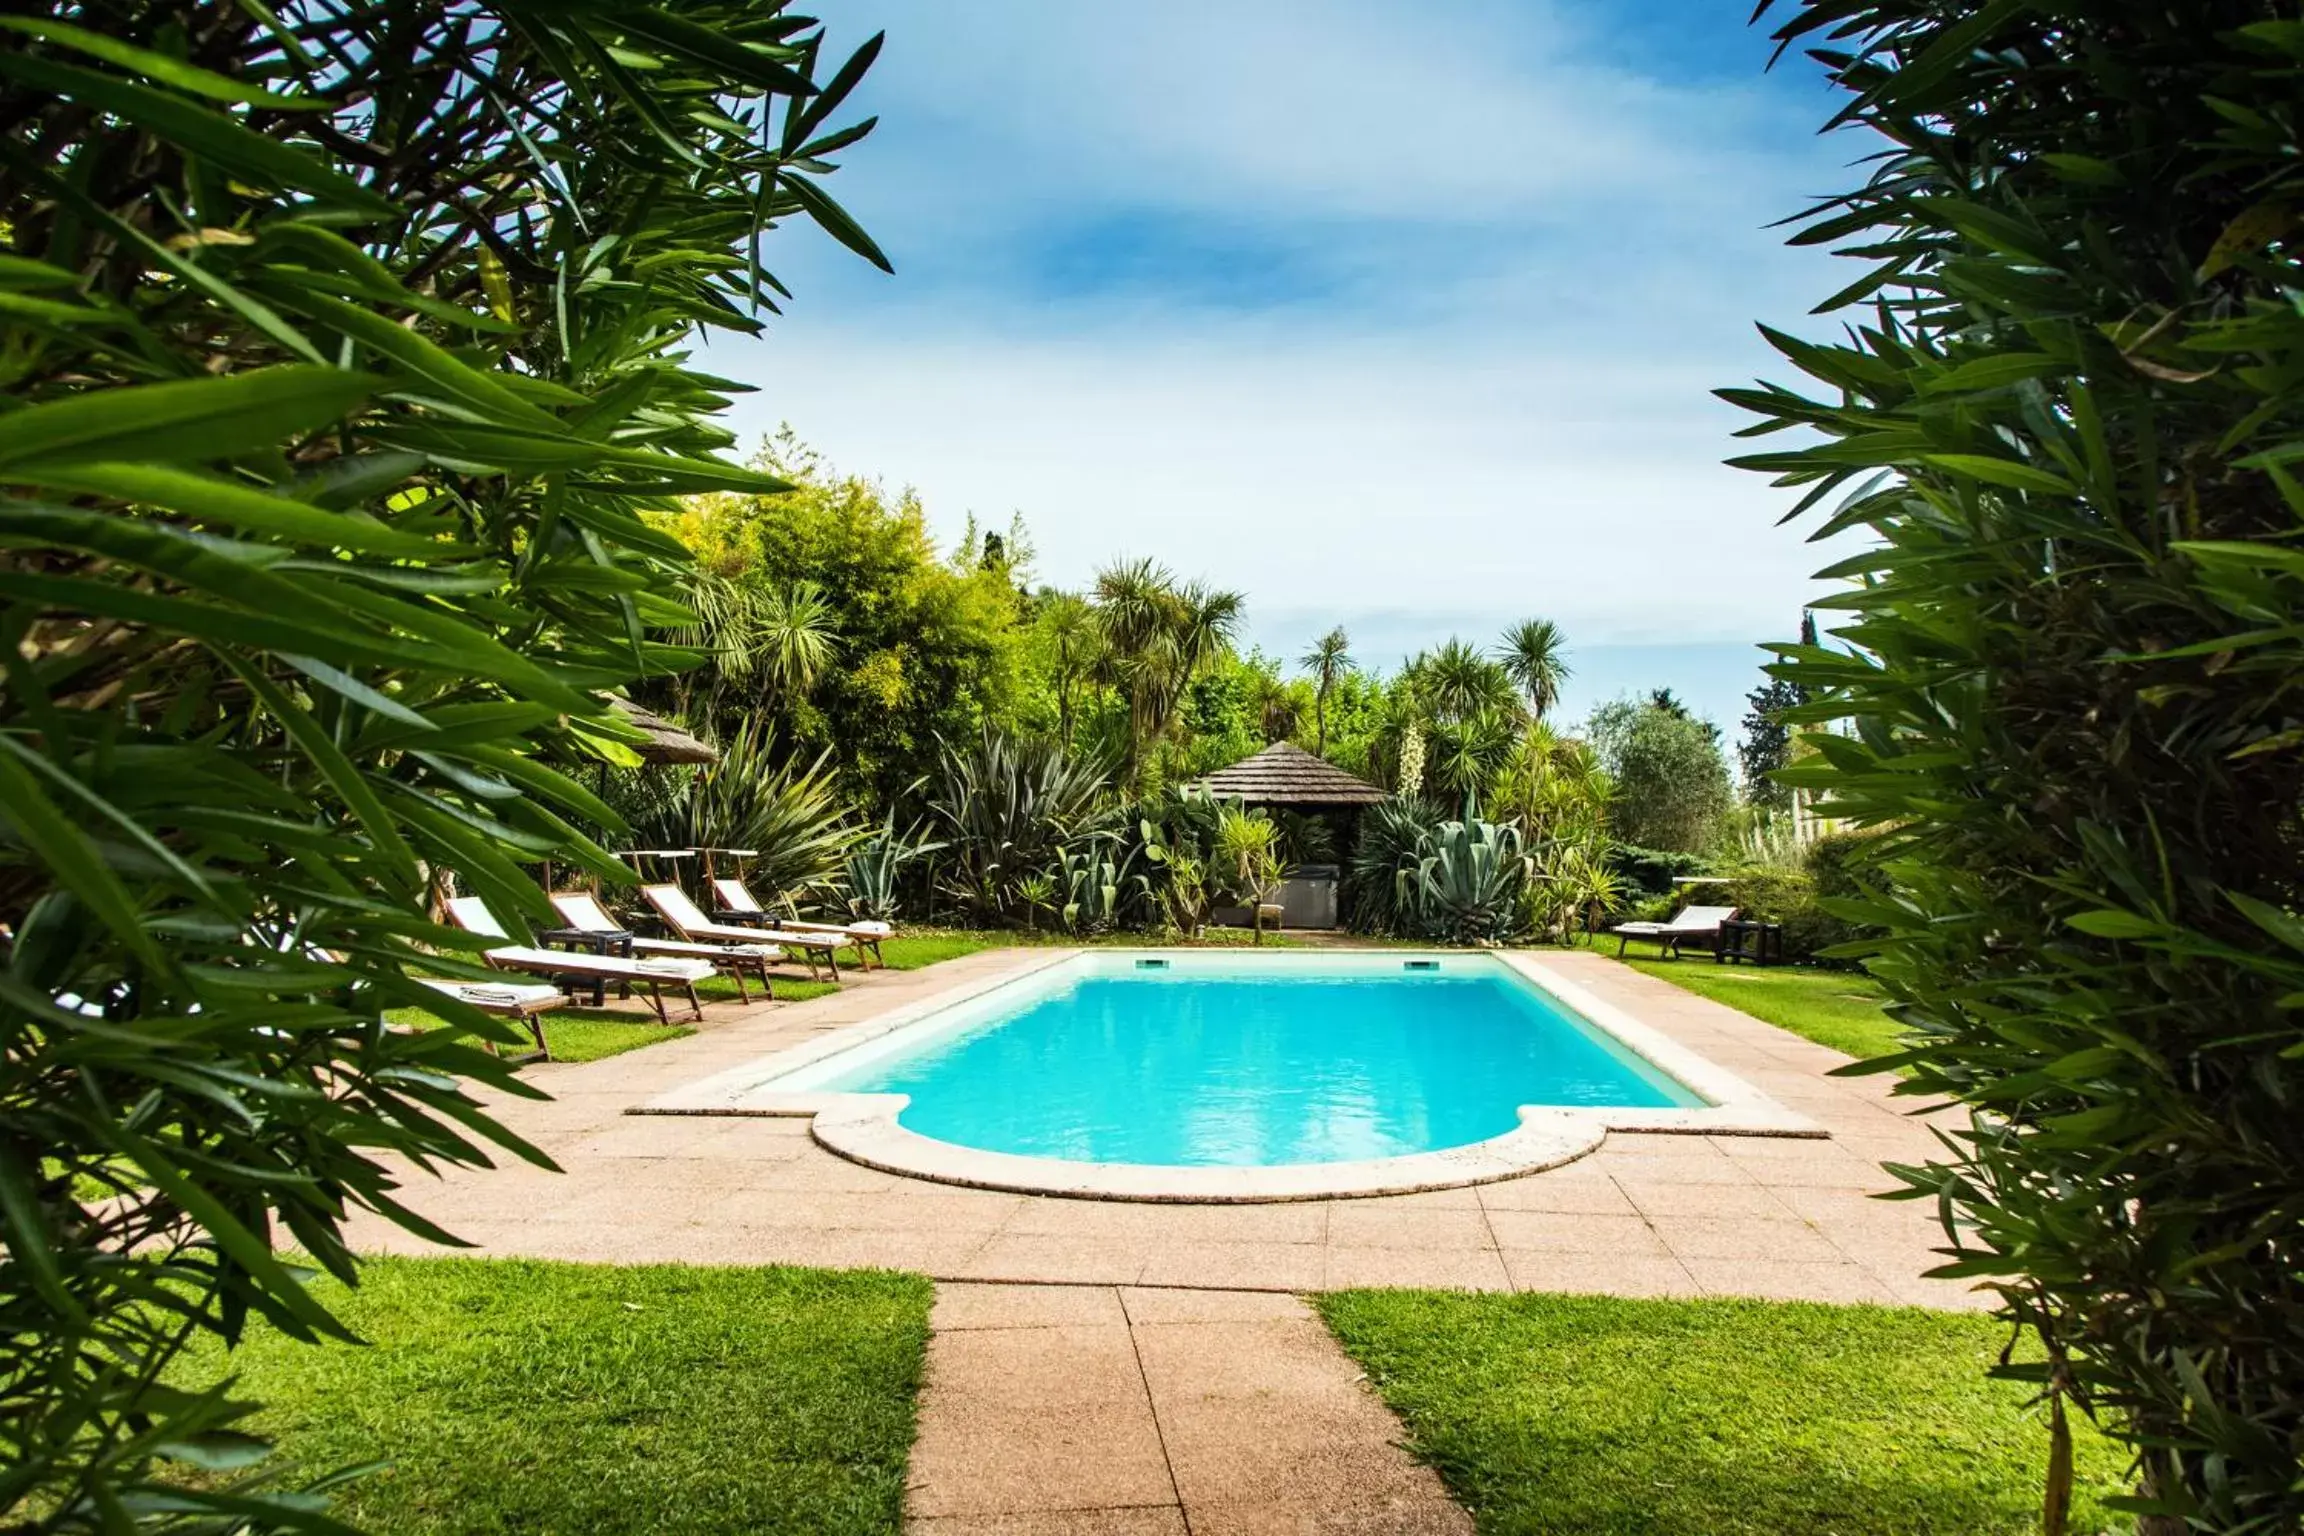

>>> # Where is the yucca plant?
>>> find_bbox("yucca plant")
[1734,3,2304,1527]
[0,3,885,1527]
[1347,796,1440,935]
[929,731,1113,924]
[616,720,865,907]
[1213,802,1285,941]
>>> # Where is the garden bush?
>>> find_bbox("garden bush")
[1718,866,1837,962]
[0,4,884,1528]
[1734,2,2304,1527]
[1604,844,1716,900]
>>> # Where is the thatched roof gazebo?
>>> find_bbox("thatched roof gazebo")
[1192,741,1386,808]
[1191,743,1386,930]
[608,698,716,765]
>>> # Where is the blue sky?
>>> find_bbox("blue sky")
[705,0,1860,735]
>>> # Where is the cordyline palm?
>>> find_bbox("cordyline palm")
[755,579,838,702]
[1497,617,1570,720]
[1091,559,1243,790]
[1416,639,1518,724]
[1299,626,1352,755]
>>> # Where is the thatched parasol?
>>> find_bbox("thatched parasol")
[608,699,716,766]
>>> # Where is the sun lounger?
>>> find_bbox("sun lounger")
[1609,904,1739,960]
[710,877,893,968]
[548,890,776,1004]
[640,883,851,980]
[417,978,565,1057]
[442,896,713,1022]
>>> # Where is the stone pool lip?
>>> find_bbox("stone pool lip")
[637,948,1824,1203]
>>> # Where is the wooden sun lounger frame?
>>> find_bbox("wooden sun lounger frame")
[639,883,849,981]
[482,946,708,1025]
[1610,905,1740,961]
[548,891,776,1005]
[418,978,564,1059]
[442,896,710,1024]
[709,877,889,969]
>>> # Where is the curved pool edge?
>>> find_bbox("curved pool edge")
[635,945,1828,1202]
[806,1095,1612,1203]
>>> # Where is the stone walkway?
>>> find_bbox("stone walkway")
[910,1284,1469,1534]
[354,948,1967,1309]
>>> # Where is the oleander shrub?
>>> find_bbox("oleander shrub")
[1733,3,2304,1528]
[0,4,884,1529]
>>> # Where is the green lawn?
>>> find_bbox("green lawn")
[1317,1291,2123,1536]
[1615,956,1903,1061]
[176,1257,930,1536]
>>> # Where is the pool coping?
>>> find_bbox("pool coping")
[635,947,1823,1203]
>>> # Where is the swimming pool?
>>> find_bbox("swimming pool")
[815,952,1700,1165]
[651,950,1817,1200]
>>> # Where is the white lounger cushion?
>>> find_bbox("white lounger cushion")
[485,945,714,983]
[705,880,887,943]
[643,884,851,950]
[629,936,779,961]
[422,978,563,1007]
[1613,905,1737,937]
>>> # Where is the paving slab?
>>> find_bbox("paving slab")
[904,1283,1472,1533]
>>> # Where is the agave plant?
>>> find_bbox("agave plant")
[1414,818,1534,946]
[1055,841,1145,935]
[839,814,944,922]
[930,731,1114,924]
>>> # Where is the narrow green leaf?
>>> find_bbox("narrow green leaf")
[0,17,318,108]
[0,368,375,471]
[0,54,394,216]
[20,463,443,557]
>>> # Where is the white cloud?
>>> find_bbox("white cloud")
[704,0,1870,668]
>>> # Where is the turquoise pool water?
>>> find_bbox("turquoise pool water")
[815,953,1702,1166]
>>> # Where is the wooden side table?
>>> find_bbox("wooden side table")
[537,925,634,1004]
[1716,919,1784,966]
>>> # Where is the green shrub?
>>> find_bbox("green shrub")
[1605,844,1717,899]
[0,3,885,1526]
[1717,865,1846,963]
[1734,2,2304,1526]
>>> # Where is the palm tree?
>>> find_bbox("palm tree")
[1497,617,1571,720]
[1091,560,1245,790]
[1299,626,1353,756]
[1249,670,1302,742]
[1417,639,1517,723]
[755,580,837,703]
[666,572,838,728]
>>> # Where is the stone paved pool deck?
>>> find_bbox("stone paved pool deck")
[349,945,1975,1532]
[355,947,1965,1308]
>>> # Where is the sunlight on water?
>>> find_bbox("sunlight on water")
[827,966,1699,1166]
